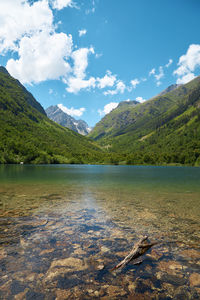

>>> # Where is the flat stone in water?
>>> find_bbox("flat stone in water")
[189,273,200,287]
[50,257,88,270]
[0,248,7,259]
[55,289,72,299]
[100,246,110,253]
[180,249,200,259]
[161,274,187,286]
[157,260,183,275]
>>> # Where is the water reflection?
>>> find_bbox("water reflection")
[0,165,200,299]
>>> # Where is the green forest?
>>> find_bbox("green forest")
[1,67,200,166]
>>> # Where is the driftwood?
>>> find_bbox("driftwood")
[111,236,200,271]
[111,236,157,271]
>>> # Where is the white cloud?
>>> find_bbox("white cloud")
[95,53,102,59]
[65,47,96,93]
[141,78,147,82]
[156,81,162,87]
[0,0,135,97]
[149,68,155,76]
[97,70,116,89]
[104,80,126,96]
[150,59,173,86]
[149,66,164,87]
[78,29,87,37]
[116,81,126,93]
[155,66,164,81]
[174,44,200,84]
[58,103,85,117]
[98,102,118,116]
[130,78,140,89]
[176,73,195,84]
[165,59,173,68]
[66,76,96,93]
[0,0,53,53]
[136,96,146,103]
[6,31,73,84]
[51,0,75,10]
[71,47,94,79]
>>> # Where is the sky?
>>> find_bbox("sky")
[0,0,200,127]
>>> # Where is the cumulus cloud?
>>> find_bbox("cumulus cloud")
[155,66,164,81]
[66,76,96,93]
[165,59,173,68]
[130,78,140,89]
[149,66,164,86]
[149,59,173,86]
[51,0,76,10]
[116,81,126,93]
[6,31,73,84]
[176,73,195,84]
[97,70,116,89]
[58,103,85,117]
[136,96,146,103]
[149,68,155,76]
[71,47,94,78]
[65,47,96,93]
[0,0,53,53]
[0,0,132,96]
[78,29,87,37]
[98,102,118,116]
[174,44,200,84]
[104,80,126,96]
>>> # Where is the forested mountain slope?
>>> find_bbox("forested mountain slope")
[0,67,104,164]
[89,77,200,165]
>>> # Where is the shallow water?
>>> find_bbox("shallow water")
[0,165,200,299]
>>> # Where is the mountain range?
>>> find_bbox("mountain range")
[0,65,200,166]
[0,67,105,164]
[45,105,91,135]
[89,77,200,165]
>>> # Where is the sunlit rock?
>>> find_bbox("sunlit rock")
[189,273,200,287]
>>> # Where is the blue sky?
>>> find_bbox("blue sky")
[0,0,200,126]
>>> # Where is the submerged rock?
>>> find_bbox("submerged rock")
[0,248,7,259]
[157,261,183,275]
[189,273,200,287]
[100,246,110,253]
[50,257,88,270]
[55,288,72,299]
[180,249,200,259]
[44,257,88,282]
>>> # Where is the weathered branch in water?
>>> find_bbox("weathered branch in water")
[111,237,200,271]
[111,236,157,271]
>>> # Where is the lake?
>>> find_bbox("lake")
[0,165,200,299]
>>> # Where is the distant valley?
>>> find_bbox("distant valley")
[1,65,200,166]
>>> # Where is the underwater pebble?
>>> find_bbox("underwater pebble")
[101,246,110,253]
[0,248,7,259]
[189,273,200,287]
